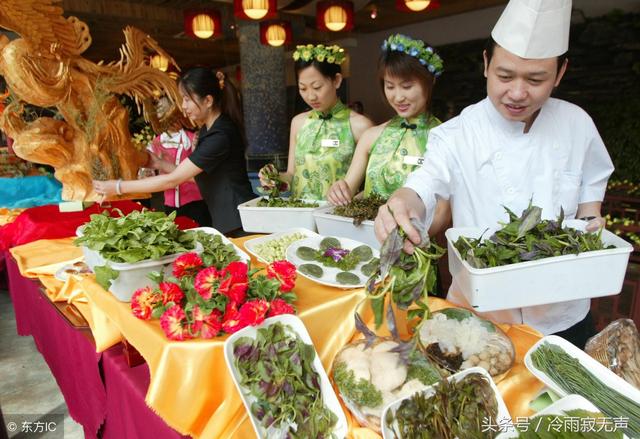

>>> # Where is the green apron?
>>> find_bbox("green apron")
[291,101,355,201]
[364,113,440,199]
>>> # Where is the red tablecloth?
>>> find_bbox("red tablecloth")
[5,254,189,438]
[0,201,198,251]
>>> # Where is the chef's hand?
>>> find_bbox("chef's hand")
[93,180,117,197]
[327,180,353,206]
[374,188,426,253]
[585,216,606,232]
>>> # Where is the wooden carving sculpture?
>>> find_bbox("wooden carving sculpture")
[0,0,181,200]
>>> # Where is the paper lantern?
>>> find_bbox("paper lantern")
[260,21,292,47]
[150,54,169,72]
[316,1,354,32]
[396,0,439,13]
[184,10,222,39]
[234,0,276,21]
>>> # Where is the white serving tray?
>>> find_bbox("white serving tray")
[445,220,633,312]
[381,367,511,439]
[313,205,380,250]
[286,235,379,289]
[243,228,320,264]
[237,196,325,233]
[223,314,348,439]
[525,335,640,415]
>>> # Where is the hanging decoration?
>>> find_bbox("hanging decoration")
[260,21,292,47]
[234,0,276,20]
[316,0,354,32]
[395,0,439,13]
[150,54,169,72]
[184,10,222,39]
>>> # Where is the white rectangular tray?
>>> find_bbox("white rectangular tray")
[243,227,319,264]
[223,314,348,439]
[445,220,633,311]
[237,197,325,233]
[188,226,250,263]
[313,205,380,250]
[381,367,511,439]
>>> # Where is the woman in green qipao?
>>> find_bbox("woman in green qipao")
[327,34,451,232]
[283,44,373,201]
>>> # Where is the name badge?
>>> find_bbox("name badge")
[403,155,424,166]
[321,139,340,148]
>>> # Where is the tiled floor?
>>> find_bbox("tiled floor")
[0,290,84,438]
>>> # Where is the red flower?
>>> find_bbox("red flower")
[218,276,248,304]
[130,286,161,320]
[268,298,295,317]
[172,253,203,278]
[194,267,221,300]
[190,305,205,334]
[200,310,222,339]
[160,305,192,341]
[224,261,249,283]
[267,260,297,292]
[239,299,270,327]
[222,302,246,334]
[159,282,185,305]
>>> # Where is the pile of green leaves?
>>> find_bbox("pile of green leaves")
[257,197,319,208]
[75,209,196,263]
[366,219,445,328]
[333,194,387,226]
[531,342,640,437]
[517,409,623,439]
[385,372,499,439]
[190,231,239,269]
[233,322,338,438]
[454,204,614,269]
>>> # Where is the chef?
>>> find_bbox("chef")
[374,0,614,348]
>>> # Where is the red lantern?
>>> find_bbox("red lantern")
[316,0,354,32]
[234,0,277,20]
[395,0,439,13]
[184,10,222,39]
[260,21,292,47]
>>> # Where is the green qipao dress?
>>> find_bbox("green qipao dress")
[291,101,356,201]
[364,113,440,199]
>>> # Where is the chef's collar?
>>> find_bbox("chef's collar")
[483,97,537,136]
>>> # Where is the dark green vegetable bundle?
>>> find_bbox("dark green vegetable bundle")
[386,372,499,439]
[333,194,387,226]
[75,209,196,263]
[517,409,623,439]
[530,342,640,437]
[454,204,614,269]
[366,219,445,328]
[233,322,338,438]
[257,197,319,208]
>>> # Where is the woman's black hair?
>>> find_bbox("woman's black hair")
[378,50,436,114]
[294,59,341,80]
[178,67,245,137]
[484,36,567,74]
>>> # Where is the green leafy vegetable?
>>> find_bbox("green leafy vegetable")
[454,203,615,269]
[333,194,387,226]
[94,264,119,290]
[333,361,383,408]
[191,231,239,269]
[257,197,319,208]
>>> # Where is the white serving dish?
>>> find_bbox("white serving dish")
[237,196,325,233]
[286,235,379,289]
[223,314,348,439]
[188,226,250,263]
[445,220,633,312]
[381,367,511,439]
[243,228,320,264]
[525,335,640,408]
[313,205,380,250]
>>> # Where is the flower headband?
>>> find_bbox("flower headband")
[382,34,444,77]
[292,44,346,65]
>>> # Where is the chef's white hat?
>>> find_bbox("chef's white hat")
[491,0,572,59]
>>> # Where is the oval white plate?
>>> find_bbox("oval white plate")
[286,235,379,289]
[244,228,320,264]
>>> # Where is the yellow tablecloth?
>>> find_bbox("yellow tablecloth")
[9,236,544,438]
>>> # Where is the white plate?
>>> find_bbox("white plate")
[223,314,348,439]
[187,227,250,264]
[381,367,511,439]
[286,235,379,289]
[244,228,320,264]
[54,262,92,282]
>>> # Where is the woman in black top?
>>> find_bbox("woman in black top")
[93,68,254,233]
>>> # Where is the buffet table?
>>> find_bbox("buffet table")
[6,235,545,438]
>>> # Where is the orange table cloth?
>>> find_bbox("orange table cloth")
[10,235,544,438]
